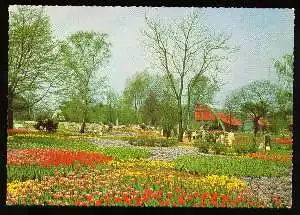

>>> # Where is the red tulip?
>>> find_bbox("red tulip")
[95,200,101,206]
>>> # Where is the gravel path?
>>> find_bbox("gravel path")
[76,137,293,208]
[240,168,293,208]
[85,137,206,161]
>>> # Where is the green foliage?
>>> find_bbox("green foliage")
[128,136,178,147]
[174,155,291,177]
[140,91,160,126]
[270,142,292,155]
[117,105,139,125]
[7,164,76,182]
[194,138,258,155]
[193,140,211,153]
[7,163,112,182]
[60,97,84,122]
[98,147,151,161]
[7,136,103,152]
[60,31,111,133]
[211,143,228,155]
[233,142,258,155]
[122,70,152,113]
[8,6,65,128]
[9,6,63,103]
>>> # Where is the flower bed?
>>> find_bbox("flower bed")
[274,138,293,145]
[247,152,292,162]
[6,132,291,208]
[6,167,267,207]
[8,128,39,136]
[8,149,112,167]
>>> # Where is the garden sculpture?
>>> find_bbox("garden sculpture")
[219,133,225,144]
[201,130,206,142]
[258,141,265,150]
[192,131,197,140]
[227,131,235,146]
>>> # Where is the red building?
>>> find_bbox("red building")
[194,103,242,131]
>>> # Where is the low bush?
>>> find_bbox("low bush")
[232,142,258,155]
[108,123,113,132]
[139,123,147,130]
[34,119,58,133]
[174,155,291,177]
[194,139,258,155]
[128,136,177,147]
[193,140,211,153]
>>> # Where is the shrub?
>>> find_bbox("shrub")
[194,139,211,153]
[139,123,147,130]
[233,142,258,155]
[34,119,58,133]
[211,143,227,155]
[108,122,113,132]
[129,136,177,147]
[194,138,258,155]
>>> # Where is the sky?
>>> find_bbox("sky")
[10,6,294,109]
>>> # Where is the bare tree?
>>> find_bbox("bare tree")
[142,11,237,141]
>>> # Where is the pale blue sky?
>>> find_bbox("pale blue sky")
[10,6,294,108]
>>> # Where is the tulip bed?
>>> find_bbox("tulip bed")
[6,132,291,208]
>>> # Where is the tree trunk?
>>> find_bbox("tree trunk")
[80,120,86,133]
[178,99,184,142]
[186,88,191,130]
[80,106,88,134]
[253,117,260,138]
[8,89,13,129]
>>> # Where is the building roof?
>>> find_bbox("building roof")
[194,103,242,126]
[216,112,242,126]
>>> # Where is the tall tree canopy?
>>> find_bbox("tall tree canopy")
[274,53,293,115]
[225,80,277,137]
[60,31,111,133]
[8,6,63,128]
[142,11,237,141]
[122,71,152,113]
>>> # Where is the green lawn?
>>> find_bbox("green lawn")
[174,154,291,177]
